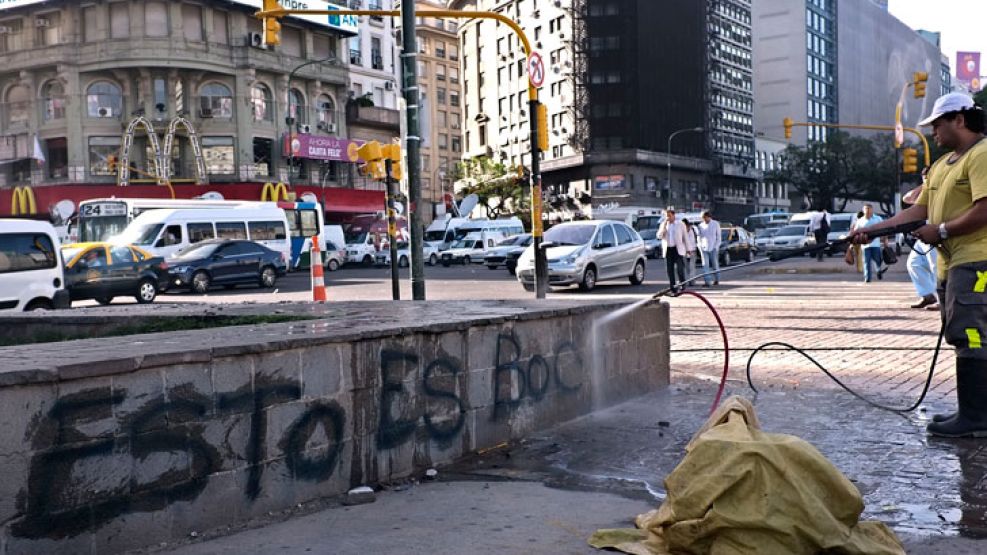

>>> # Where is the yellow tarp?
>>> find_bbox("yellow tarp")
[589,396,905,555]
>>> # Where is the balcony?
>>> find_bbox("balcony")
[346,104,400,132]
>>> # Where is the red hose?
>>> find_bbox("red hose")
[674,290,730,415]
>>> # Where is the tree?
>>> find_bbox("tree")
[451,157,530,225]
[765,131,875,212]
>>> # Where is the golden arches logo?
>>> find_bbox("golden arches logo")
[261,182,290,202]
[11,186,36,216]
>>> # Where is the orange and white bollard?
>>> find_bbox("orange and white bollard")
[310,235,328,302]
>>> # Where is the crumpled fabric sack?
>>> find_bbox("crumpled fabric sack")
[589,396,904,555]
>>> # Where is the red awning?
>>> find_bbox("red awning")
[320,188,385,214]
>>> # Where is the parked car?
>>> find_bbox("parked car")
[515,220,647,292]
[763,224,815,256]
[166,239,287,294]
[824,213,857,255]
[61,242,169,305]
[0,219,71,311]
[753,225,784,252]
[483,233,533,273]
[440,232,507,266]
[323,240,347,271]
[374,242,439,267]
[717,227,756,265]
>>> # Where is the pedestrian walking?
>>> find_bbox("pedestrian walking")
[851,92,987,437]
[902,184,939,309]
[658,209,688,289]
[810,207,831,260]
[852,204,885,282]
[698,211,722,286]
[682,219,698,281]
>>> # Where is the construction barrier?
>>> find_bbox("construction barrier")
[310,235,327,302]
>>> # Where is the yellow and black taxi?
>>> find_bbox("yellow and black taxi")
[61,243,169,305]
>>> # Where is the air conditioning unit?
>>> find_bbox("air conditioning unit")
[297,123,311,134]
[558,33,566,40]
[384,81,395,91]
[35,17,50,28]
[326,122,338,133]
[248,32,264,48]
[96,106,114,118]
[199,108,214,118]
[553,0,562,7]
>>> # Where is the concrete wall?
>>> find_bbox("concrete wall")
[0,300,669,554]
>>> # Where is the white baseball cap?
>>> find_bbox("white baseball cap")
[918,92,976,126]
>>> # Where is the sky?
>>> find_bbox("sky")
[888,0,986,77]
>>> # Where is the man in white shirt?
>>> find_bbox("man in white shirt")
[697,211,722,286]
[809,208,831,261]
[658,208,688,288]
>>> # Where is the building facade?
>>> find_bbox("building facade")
[451,0,756,225]
[345,0,402,151]
[0,0,396,221]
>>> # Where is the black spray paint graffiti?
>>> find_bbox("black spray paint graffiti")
[15,378,346,540]
[493,334,583,415]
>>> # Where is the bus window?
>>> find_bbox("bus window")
[216,222,247,239]
[156,225,183,247]
[187,223,215,243]
[249,221,287,240]
[299,210,319,238]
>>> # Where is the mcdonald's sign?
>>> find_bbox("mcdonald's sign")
[261,182,291,202]
[11,186,37,216]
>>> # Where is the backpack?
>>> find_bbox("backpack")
[818,214,830,235]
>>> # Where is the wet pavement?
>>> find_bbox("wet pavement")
[152,259,987,554]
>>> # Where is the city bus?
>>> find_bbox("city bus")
[76,197,326,268]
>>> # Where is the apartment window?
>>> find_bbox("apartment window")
[253,137,273,176]
[201,137,235,176]
[438,133,448,150]
[152,77,167,117]
[110,2,130,39]
[38,81,65,123]
[317,95,335,126]
[478,124,487,146]
[252,84,272,122]
[282,27,302,57]
[34,11,61,46]
[181,4,203,42]
[450,92,459,107]
[435,40,445,58]
[89,136,122,176]
[417,60,427,76]
[212,10,228,44]
[438,110,447,128]
[422,154,430,171]
[450,112,460,129]
[46,137,67,179]
[436,88,446,104]
[4,85,29,128]
[288,89,306,123]
[82,7,98,42]
[448,44,458,60]
[199,83,233,118]
[314,33,336,59]
[371,37,383,70]
[435,64,446,81]
[349,33,361,65]
[86,82,123,118]
[451,136,461,153]
[449,67,459,84]
[418,34,428,54]
[145,2,168,37]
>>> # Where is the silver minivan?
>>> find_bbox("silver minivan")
[515,220,647,291]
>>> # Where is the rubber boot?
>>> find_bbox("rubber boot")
[927,358,987,438]
[932,411,957,423]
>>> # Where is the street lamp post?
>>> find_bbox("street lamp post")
[666,127,703,207]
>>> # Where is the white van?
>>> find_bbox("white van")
[439,230,509,265]
[111,207,292,262]
[424,216,482,252]
[0,219,71,311]
[451,217,524,243]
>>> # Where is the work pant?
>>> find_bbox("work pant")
[665,249,686,288]
[863,246,882,282]
[702,249,720,285]
[938,261,987,360]
[814,230,828,260]
[907,240,938,298]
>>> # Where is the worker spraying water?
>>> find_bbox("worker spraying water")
[851,93,987,438]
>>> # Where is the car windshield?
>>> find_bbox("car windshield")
[775,225,807,237]
[112,223,162,246]
[759,228,781,238]
[424,230,446,241]
[61,246,84,263]
[172,242,220,259]
[345,231,368,244]
[452,239,476,249]
[545,224,596,246]
[497,235,523,246]
[830,219,852,232]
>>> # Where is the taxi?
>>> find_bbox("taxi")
[61,242,170,305]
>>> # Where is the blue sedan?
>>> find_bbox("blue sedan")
[167,239,287,294]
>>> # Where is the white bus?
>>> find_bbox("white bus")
[76,197,326,268]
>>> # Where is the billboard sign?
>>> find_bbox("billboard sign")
[956,52,981,91]
[0,0,47,9]
[594,175,626,191]
[284,134,363,162]
[224,1,359,35]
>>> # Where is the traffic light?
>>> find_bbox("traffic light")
[902,148,919,174]
[356,141,386,180]
[913,71,928,99]
[535,103,549,152]
[783,117,793,140]
[262,0,283,47]
[107,155,118,172]
[381,144,403,181]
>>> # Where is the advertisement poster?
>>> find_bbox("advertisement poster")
[957,52,981,91]
[284,134,363,162]
[594,175,626,191]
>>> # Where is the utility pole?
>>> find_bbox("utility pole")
[385,158,401,300]
[400,0,425,300]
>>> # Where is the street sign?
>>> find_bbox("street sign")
[894,122,904,147]
[527,52,545,88]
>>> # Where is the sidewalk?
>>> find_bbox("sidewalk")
[147,260,987,555]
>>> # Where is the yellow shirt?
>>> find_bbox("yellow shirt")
[917,138,987,280]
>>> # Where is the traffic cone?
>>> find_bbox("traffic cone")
[310,235,327,302]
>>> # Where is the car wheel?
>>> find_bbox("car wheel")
[722,251,731,266]
[463,256,471,265]
[399,256,409,268]
[362,255,374,267]
[487,264,498,270]
[522,283,535,292]
[629,260,645,285]
[260,266,277,288]
[135,279,158,304]
[24,299,53,311]
[192,271,211,294]
[428,253,438,266]
[579,266,597,291]
[95,296,114,305]
[327,259,340,272]
[507,266,517,276]
[746,249,754,262]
